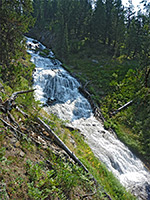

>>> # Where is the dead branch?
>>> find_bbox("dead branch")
[0,89,35,128]
[7,111,20,128]
[15,105,29,118]
[83,80,91,90]
[36,117,113,200]
[9,89,36,102]
[0,118,27,140]
[0,105,113,200]
[3,89,35,112]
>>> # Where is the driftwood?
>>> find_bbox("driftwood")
[36,117,89,173]
[0,89,35,129]
[0,89,35,140]
[111,100,133,116]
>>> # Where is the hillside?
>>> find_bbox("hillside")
[1,0,150,199]
[0,54,136,199]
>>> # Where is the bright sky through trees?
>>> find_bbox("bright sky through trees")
[92,0,146,11]
[122,0,145,11]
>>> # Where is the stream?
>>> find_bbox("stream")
[26,37,150,200]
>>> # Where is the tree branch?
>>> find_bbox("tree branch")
[0,118,27,140]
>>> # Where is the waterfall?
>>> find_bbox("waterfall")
[26,37,150,200]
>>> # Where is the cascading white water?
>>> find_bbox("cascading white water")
[26,37,150,200]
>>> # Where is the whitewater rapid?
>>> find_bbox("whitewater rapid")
[27,37,150,200]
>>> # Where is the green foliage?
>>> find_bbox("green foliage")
[101,67,150,163]
[0,0,34,66]
[25,157,99,200]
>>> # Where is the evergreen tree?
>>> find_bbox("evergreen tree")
[112,0,125,56]
[92,0,106,43]
[104,0,114,46]
[0,0,34,67]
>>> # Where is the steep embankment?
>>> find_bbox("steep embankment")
[0,49,136,199]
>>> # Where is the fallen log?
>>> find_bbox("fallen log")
[79,86,105,122]
[36,117,89,173]
[111,100,133,116]
[9,89,35,101]
[36,117,113,200]
[1,92,113,199]
[81,190,96,199]
[7,111,20,129]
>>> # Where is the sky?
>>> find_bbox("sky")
[92,0,150,12]
[122,0,141,7]
[122,0,142,10]
[93,0,146,11]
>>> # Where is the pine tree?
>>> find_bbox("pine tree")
[92,0,106,43]
[0,0,34,67]
[112,0,125,56]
